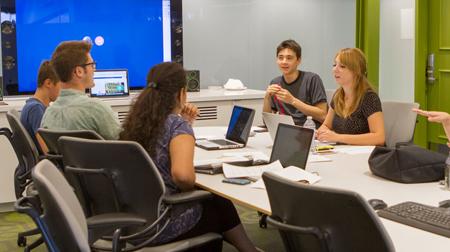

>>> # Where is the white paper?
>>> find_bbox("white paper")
[221,151,270,163]
[251,166,321,189]
[336,146,375,155]
[223,160,283,178]
[307,154,331,163]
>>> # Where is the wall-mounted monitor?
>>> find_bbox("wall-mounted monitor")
[0,0,183,95]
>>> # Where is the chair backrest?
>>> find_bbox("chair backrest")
[37,128,103,155]
[32,159,90,252]
[382,101,419,148]
[6,109,40,198]
[263,172,394,252]
[58,136,166,234]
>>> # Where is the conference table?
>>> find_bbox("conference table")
[193,127,450,252]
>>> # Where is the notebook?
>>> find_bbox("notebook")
[195,106,255,150]
[90,69,129,97]
[262,112,295,141]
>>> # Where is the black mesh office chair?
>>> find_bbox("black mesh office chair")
[262,172,395,252]
[58,136,222,250]
[37,128,103,166]
[16,159,221,252]
[4,109,45,251]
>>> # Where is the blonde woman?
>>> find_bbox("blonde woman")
[316,48,385,146]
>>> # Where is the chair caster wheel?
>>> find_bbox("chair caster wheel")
[17,236,26,247]
[259,214,267,229]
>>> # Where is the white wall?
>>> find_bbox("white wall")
[379,0,415,102]
[183,0,355,91]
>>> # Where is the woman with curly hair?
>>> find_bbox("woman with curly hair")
[120,62,257,251]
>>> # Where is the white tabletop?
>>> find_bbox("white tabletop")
[194,127,450,252]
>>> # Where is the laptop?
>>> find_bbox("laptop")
[270,123,314,168]
[195,123,314,174]
[262,112,295,140]
[195,106,255,150]
[90,69,129,97]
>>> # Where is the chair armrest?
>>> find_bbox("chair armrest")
[87,213,147,245]
[266,216,331,251]
[162,190,212,205]
[87,212,146,231]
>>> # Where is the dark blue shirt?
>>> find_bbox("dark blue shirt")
[20,98,46,152]
[151,114,202,244]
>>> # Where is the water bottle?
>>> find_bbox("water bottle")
[303,116,316,152]
[445,151,450,190]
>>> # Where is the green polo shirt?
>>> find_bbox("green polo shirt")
[41,89,121,140]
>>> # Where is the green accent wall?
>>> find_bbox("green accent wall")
[414,0,428,147]
[355,0,380,90]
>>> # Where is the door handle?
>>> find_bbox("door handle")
[427,54,436,84]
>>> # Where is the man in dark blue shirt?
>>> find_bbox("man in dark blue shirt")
[20,60,61,153]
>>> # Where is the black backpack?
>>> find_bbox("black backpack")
[368,143,446,183]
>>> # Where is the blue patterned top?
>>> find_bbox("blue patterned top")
[152,114,202,243]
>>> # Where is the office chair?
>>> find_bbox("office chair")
[262,172,395,252]
[15,159,221,252]
[382,101,419,148]
[5,109,45,251]
[37,128,103,165]
[58,136,222,250]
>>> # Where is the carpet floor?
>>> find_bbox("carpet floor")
[0,205,283,252]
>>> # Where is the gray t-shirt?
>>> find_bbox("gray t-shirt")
[270,70,327,126]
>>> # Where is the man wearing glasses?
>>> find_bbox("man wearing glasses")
[41,40,121,140]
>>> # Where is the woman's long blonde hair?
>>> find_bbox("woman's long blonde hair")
[332,48,374,118]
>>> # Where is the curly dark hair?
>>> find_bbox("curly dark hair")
[120,62,187,156]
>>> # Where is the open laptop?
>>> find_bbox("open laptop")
[262,112,295,141]
[195,123,314,174]
[90,69,129,97]
[195,106,255,150]
[270,123,314,168]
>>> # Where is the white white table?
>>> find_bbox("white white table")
[194,127,450,252]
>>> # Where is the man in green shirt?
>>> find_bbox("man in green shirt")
[41,41,121,139]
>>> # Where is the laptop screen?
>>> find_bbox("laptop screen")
[225,106,255,144]
[90,69,129,97]
[270,123,313,168]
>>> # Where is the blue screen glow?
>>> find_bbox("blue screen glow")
[14,0,167,92]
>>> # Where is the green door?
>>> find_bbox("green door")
[427,0,450,146]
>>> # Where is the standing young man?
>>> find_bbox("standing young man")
[20,60,61,153]
[41,41,121,139]
[263,39,328,126]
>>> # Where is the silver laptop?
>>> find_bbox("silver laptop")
[262,112,295,140]
[90,69,129,97]
[196,106,255,150]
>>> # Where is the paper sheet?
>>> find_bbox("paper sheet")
[223,160,283,178]
[221,151,270,163]
[336,146,375,155]
[251,166,321,189]
[307,154,331,163]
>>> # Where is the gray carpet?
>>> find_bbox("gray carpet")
[0,205,283,251]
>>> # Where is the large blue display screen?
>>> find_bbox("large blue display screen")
[13,0,168,92]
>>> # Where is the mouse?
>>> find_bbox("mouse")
[439,199,450,209]
[368,199,388,210]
